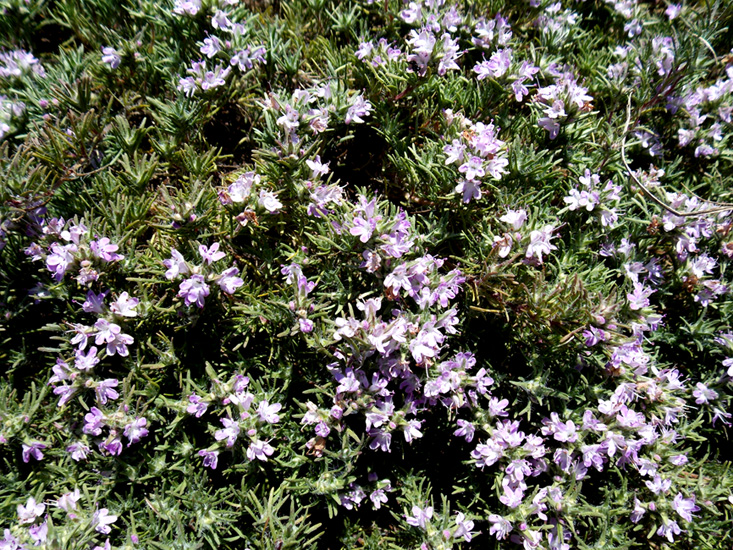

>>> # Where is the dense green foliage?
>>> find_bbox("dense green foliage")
[2,0,733,548]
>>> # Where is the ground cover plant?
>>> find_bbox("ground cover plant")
[2,0,733,547]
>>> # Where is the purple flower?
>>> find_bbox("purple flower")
[246,439,275,461]
[454,419,475,442]
[315,421,330,437]
[370,488,388,509]
[17,497,45,523]
[94,319,134,356]
[499,480,524,508]
[672,492,700,522]
[405,505,433,529]
[101,47,121,69]
[56,488,81,511]
[692,382,718,404]
[46,242,76,280]
[367,428,392,452]
[656,519,681,542]
[101,436,123,456]
[74,346,100,371]
[215,417,240,447]
[539,117,560,139]
[217,267,244,295]
[110,292,139,317]
[257,400,282,424]
[92,508,117,534]
[345,94,372,124]
[82,290,107,314]
[199,242,226,265]
[66,441,90,461]
[178,275,210,308]
[83,407,105,436]
[488,514,512,540]
[453,512,475,542]
[499,209,527,230]
[22,441,47,463]
[90,237,123,262]
[525,225,557,264]
[627,282,654,310]
[95,379,119,404]
[163,248,189,280]
[198,449,219,469]
[123,417,149,445]
[187,394,208,417]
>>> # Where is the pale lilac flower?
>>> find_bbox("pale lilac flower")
[454,419,475,442]
[257,400,282,424]
[656,519,681,542]
[258,190,282,212]
[46,242,76,280]
[630,497,646,523]
[443,139,465,165]
[693,382,718,404]
[173,0,201,15]
[370,488,388,509]
[306,155,330,178]
[405,505,433,529]
[458,156,485,181]
[101,47,121,69]
[22,441,47,463]
[538,117,560,139]
[488,514,512,540]
[455,178,482,203]
[199,242,226,264]
[345,94,372,124]
[163,248,189,280]
[627,282,654,310]
[82,291,107,314]
[56,489,81,512]
[246,439,275,461]
[499,481,524,508]
[90,237,123,262]
[217,266,244,295]
[66,442,90,461]
[18,497,45,524]
[403,419,423,442]
[645,475,671,494]
[200,36,221,58]
[525,225,557,264]
[124,417,149,445]
[83,407,105,436]
[211,10,231,30]
[200,64,230,90]
[230,46,266,71]
[187,394,208,417]
[198,449,219,469]
[671,492,700,522]
[92,508,117,534]
[110,292,139,317]
[94,319,134,356]
[500,209,527,230]
[178,275,210,308]
[74,346,100,371]
[453,512,475,542]
[96,379,119,404]
[215,417,240,447]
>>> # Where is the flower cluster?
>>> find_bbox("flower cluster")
[442,110,509,203]
[25,217,124,285]
[187,373,282,469]
[163,243,244,308]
